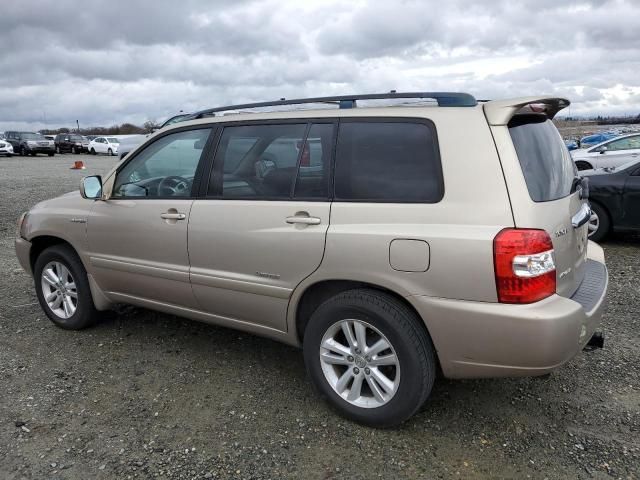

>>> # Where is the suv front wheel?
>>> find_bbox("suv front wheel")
[34,245,99,330]
[303,289,436,427]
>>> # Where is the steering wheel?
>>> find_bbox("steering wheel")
[157,176,190,196]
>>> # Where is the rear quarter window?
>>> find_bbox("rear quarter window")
[509,115,576,202]
[334,120,443,202]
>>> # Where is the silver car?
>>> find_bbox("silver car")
[15,92,608,427]
[572,132,640,171]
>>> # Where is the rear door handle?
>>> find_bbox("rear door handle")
[631,153,639,157]
[286,215,321,225]
[160,212,186,220]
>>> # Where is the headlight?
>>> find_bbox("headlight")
[16,212,29,239]
[75,142,82,146]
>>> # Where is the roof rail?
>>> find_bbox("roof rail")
[190,91,477,119]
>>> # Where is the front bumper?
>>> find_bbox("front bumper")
[411,241,608,379]
[15,237,32,275]
[25,146,55,153]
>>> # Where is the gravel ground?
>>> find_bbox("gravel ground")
[1,154,639,479]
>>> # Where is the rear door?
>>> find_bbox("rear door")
[501,114,588,298]
[188,121,334,331]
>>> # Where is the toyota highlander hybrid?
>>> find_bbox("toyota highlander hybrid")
[15,92,608,427]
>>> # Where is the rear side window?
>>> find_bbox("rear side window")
[509,115,575,202]
[334,121,443,202]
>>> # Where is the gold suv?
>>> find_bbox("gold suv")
[15,92,608,427]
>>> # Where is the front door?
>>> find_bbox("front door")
[188,122,334,331]
[87,127,213,308]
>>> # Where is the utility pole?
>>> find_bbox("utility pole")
[76,120,80,133]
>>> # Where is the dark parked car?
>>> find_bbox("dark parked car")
[54,133,89,154]
[581,159,640,241]
[4,131,55,156]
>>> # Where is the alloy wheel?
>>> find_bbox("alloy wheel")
[40,261,78,319]
[319,319,400,408]
[588,210,599,237]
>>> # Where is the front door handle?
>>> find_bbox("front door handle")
[286,215,321,225]
[631,153,639,158]
[160,212,186,220]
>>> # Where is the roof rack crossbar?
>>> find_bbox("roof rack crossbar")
[191,91,477,118]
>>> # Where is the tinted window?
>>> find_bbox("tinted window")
[210,124,307,199]
[113,128,211,198]
[334,121,443,202]
[509,115,575,202]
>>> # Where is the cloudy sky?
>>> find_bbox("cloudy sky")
[1,0,639,131]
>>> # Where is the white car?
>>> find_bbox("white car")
[88,137,119,156]
[0,139,14,156]
[571,133,640,171]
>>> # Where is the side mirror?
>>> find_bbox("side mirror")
[80,175,103,199]
[599,146,608,154]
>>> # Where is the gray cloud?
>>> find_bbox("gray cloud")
[1,0,639,131]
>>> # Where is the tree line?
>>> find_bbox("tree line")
[38,120,159,136]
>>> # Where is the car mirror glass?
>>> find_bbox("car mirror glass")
[80,175,102,199]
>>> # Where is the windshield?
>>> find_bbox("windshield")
[107,137,119,143]
[70,135,83,141]
[22,133,43,140]
[509,115,576,202]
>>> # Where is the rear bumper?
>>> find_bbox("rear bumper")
[411,241,608,379]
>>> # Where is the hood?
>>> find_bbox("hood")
[32,190,83,209]
[579,168,611,177]
[570,148,591,158]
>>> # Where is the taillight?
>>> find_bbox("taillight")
[493,228,556,304]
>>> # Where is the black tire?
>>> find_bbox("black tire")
[20,146,27,156]
[71,146,77,154]
[575,160,593,171]
[108,148,113,156]
[56,145,61,154]
[33,244,99,330]
[90,148,96,155]
[48,152,54,157]
[303,289,436,427]
[588,202,610,243]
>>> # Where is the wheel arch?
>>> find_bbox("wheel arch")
[29,235,112,311]
[291,279,442,373]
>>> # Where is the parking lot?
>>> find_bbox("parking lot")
[0,154,639,479]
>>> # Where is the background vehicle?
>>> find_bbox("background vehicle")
[4,131,55,156]
[54,133,89,154]
[572,133,640,170]
[564,139,578,151]
[120,113,193,158]
[15,92,607,427]
[580,159,640,241]
[579,132,617,148]
[88,137,119,155]
[0,139,14,156]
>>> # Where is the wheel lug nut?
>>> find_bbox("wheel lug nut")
[365,356,371,362]
[347,355,354,362]
[365,368,370,375]
[355,348,361,354]
[353,367,360,374]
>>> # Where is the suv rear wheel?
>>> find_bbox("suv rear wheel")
[34,245,99,330]
[303,289,436,427]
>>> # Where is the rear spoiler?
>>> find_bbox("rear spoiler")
[483,96,570,126]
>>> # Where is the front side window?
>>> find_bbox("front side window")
[334,121,443,202]
[113,128,211,198]
[605,135,640,151]
[210,124,307,199]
